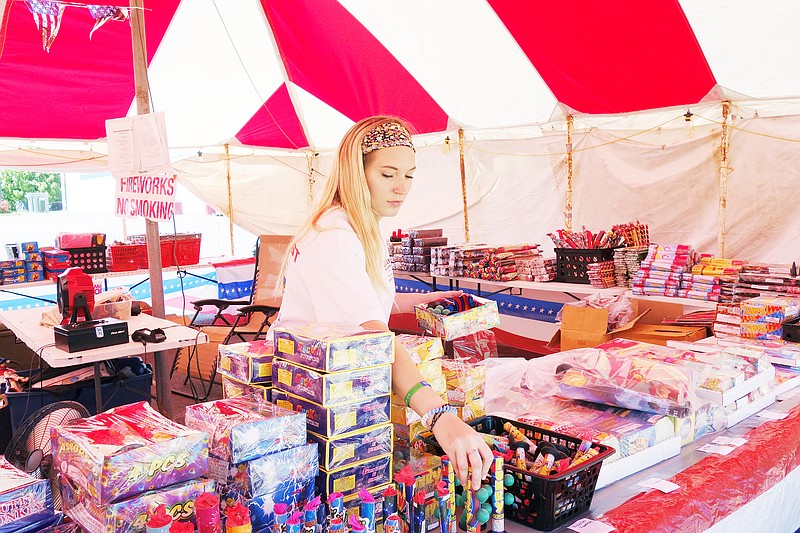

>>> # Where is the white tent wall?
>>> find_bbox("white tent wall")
[572,124,722,255]
[725,114,800,262]
[170,101,800,265]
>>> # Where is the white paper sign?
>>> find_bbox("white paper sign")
[115,175,176,222]
[106,112,171,178]
[712,436,747,447]
[757,410,789,420]
[637,477,681,493]
[568,518,616,533]
[698,443,736,456]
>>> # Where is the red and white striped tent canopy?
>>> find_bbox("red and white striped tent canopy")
[2,0,800,261]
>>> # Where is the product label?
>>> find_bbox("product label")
[333,474,355,494]
[332,443,355,464]
[334,411,357,430]
[330,381,352,399]
[221,357,231,371]
[332,349,358,369]
[278,338,295,356]
[278,369,292,386]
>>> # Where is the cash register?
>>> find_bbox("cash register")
[53,268,129,352]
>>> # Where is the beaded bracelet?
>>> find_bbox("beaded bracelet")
[404,381,431,407]
[421,405,458,429]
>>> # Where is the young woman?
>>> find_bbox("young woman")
[272,116,493,485]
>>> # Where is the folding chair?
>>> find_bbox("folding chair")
[171,235,292,401]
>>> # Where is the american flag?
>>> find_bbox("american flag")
[25,0,65,52]
[87,4,129,40]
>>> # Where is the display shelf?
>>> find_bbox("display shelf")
[439,275,625,298]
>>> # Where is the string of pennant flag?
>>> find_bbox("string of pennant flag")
[25,0,128,52]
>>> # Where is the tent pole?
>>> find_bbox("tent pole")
[565,114,574,231]
[718,101,732,258]
[130,0,172,417]
[458,128,470,243]
[225,143,234,256]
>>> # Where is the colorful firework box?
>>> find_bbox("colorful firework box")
[396,334,444,363]
[272,359,392,406]
[207,443,318,499]
[184,397,306,464]
[272,391,391,437]
[217,340,274,384]
[60,475,214,533]
[50,401,208,504]
[740,296,800,340]
[273,324,395,372]
[0,457,53,533]
[221,376,272,402]
[308,423,393,470]
[414,295,501,341]
[231,477,315,533]
[316,454,393,499]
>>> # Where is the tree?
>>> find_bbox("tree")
[0,170,63,212]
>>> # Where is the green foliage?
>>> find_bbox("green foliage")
[0,170,62,212]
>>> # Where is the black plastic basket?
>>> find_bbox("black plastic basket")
[554,248,616,284]
[65,246,108,273]
[424,415,614,531]
[783,316,800,343]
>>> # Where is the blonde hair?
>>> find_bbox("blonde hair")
[276,116,414,296]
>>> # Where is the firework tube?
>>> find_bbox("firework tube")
[328,493,345,522]
[384,514,401,533]
[465,470,480,533]
[381,485,398,524]
[536,453,555,476]
[513,444,528,470]
[570,446,600,468]
[436,481,451,533]
[273,504,290,533]
[441,456,456,533]
[349,514,366,533]
[359,488,376,533]
[303,496,321,533]
[170,522,195,533]
[490,454,505,533]
[328,518,344,533]
[503,422,535,451]
[225,503,252,533]
[146,505,173,533]
[412,490,426,533]
[286,512,303,533]
[395,466,416,533]
[196,492,222,533]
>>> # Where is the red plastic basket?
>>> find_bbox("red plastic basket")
[107,244,139,272]
[173,233,201,265]
[131,239,174,268]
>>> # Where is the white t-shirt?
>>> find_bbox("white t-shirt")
[271,208,395,331]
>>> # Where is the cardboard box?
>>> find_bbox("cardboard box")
[414,295,501,341]
[0,457,53,532]
[272,391,391,438]
[549,305,644,351]
[614,324,707,346]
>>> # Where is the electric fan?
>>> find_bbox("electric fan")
[4,401,91,510]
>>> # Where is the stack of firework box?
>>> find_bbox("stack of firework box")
[612,246,649,288]
[429,244,492,278]
[391,335,447,443]
[1,241,44,284]
[732,262,800,301]
[0,456,57,532]
[184,396,317,531]
[390,229,447,273]
[51,401,214,533]
[217,340,275,402]
[679,256,745,303]
[631,244,698,297]
[270,324,395,506]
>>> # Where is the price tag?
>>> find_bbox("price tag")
[712,436,747,447]
[698,444,735,456]
[757,410,789,420]
[636,477,680,493]
[567,518,616,533]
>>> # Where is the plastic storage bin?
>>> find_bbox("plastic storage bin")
[554,247,616,284]
[1,357,152,433]
[107,243,139,271]
[65,246,108,273]
[425,415,614,531]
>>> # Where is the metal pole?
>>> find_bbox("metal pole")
[130,0,172,417]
